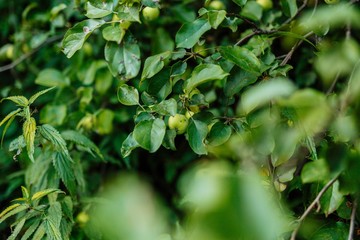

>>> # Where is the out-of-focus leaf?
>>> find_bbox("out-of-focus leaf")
[301,158,329,183]
[239,78,296,114]
[35,69,70,88]
[280,0,297,18]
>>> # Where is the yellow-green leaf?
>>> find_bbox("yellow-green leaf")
[1,96,29,107]
[23,117,37,162]
[31,189,64,202]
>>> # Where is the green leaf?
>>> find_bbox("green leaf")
[21,186,30,200]
[23,117,36,162]
[232,0,247,6]
[224,69,258,97]
[102,25,125,43]
[150,98,177,116]
[48,202,62,229]
[29,87,56,105]
[1,96,29,107]
[280,0,298,18]
[40,104,67,126]
[62,19,105,58]
[183,64,229,93]
[206,122,232,147]
[301,158,330,184]
[94,109,115,135]
[141,51,172,81]
[20,219,41,240]
[0,204,28,224]
[85,0,113,18]
[121,133,140,158]
[0,108,21,127]
[133,118,166,153]
[239,78,296,114]
[219,46,262,73]
[104,35,141,79]
[0,108,21,146]
[311,222,348,240]
[61,130,103,159]
[240,1,262,21]
[117,84,139,106]
[31,189,64,201]
[118,5,141,23]
[175,18,211,49]
[38,124,72,162]
[35,69,70,88]
[187,119,208,155]
[162,129,177,151]
[305,135,318,160]
[9,135,26,152]
[7,217,26,240]
[52,152,76,196]
[44,218,62,240]
[208,10,226,29]
[32,221,46,240]
[320,180,344,216]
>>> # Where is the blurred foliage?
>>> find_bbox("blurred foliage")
[1,0,360,239]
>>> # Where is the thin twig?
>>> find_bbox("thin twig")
[0,35,63,73]
[348,198,358,240]
[280,31,313,66]
[235,29,277,46]
[326,71,341,95]
[290,176,339,240]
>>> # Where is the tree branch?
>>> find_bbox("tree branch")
[348,198,358,240]
[0,35,63,73]
[290,176,339,240]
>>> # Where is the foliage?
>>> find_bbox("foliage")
[0,0,360,239]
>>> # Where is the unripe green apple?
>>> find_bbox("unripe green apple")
[256,0,273,10]
[168,114,189,134]
[142,7,160,21]
[76,211,89,226]
[208,0,226,10]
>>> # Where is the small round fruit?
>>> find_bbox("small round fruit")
[76,211,89,225]
[256,0,273,10]
[142,7,160,21]
[168,114,189,134]
[208,0,226,10]
[83,42,93,56]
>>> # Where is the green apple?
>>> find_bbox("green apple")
[168,114,189,134]
[142,7,160,21]
[256,0,273,10]
[76,211,89,225]
[208,0,226,10]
